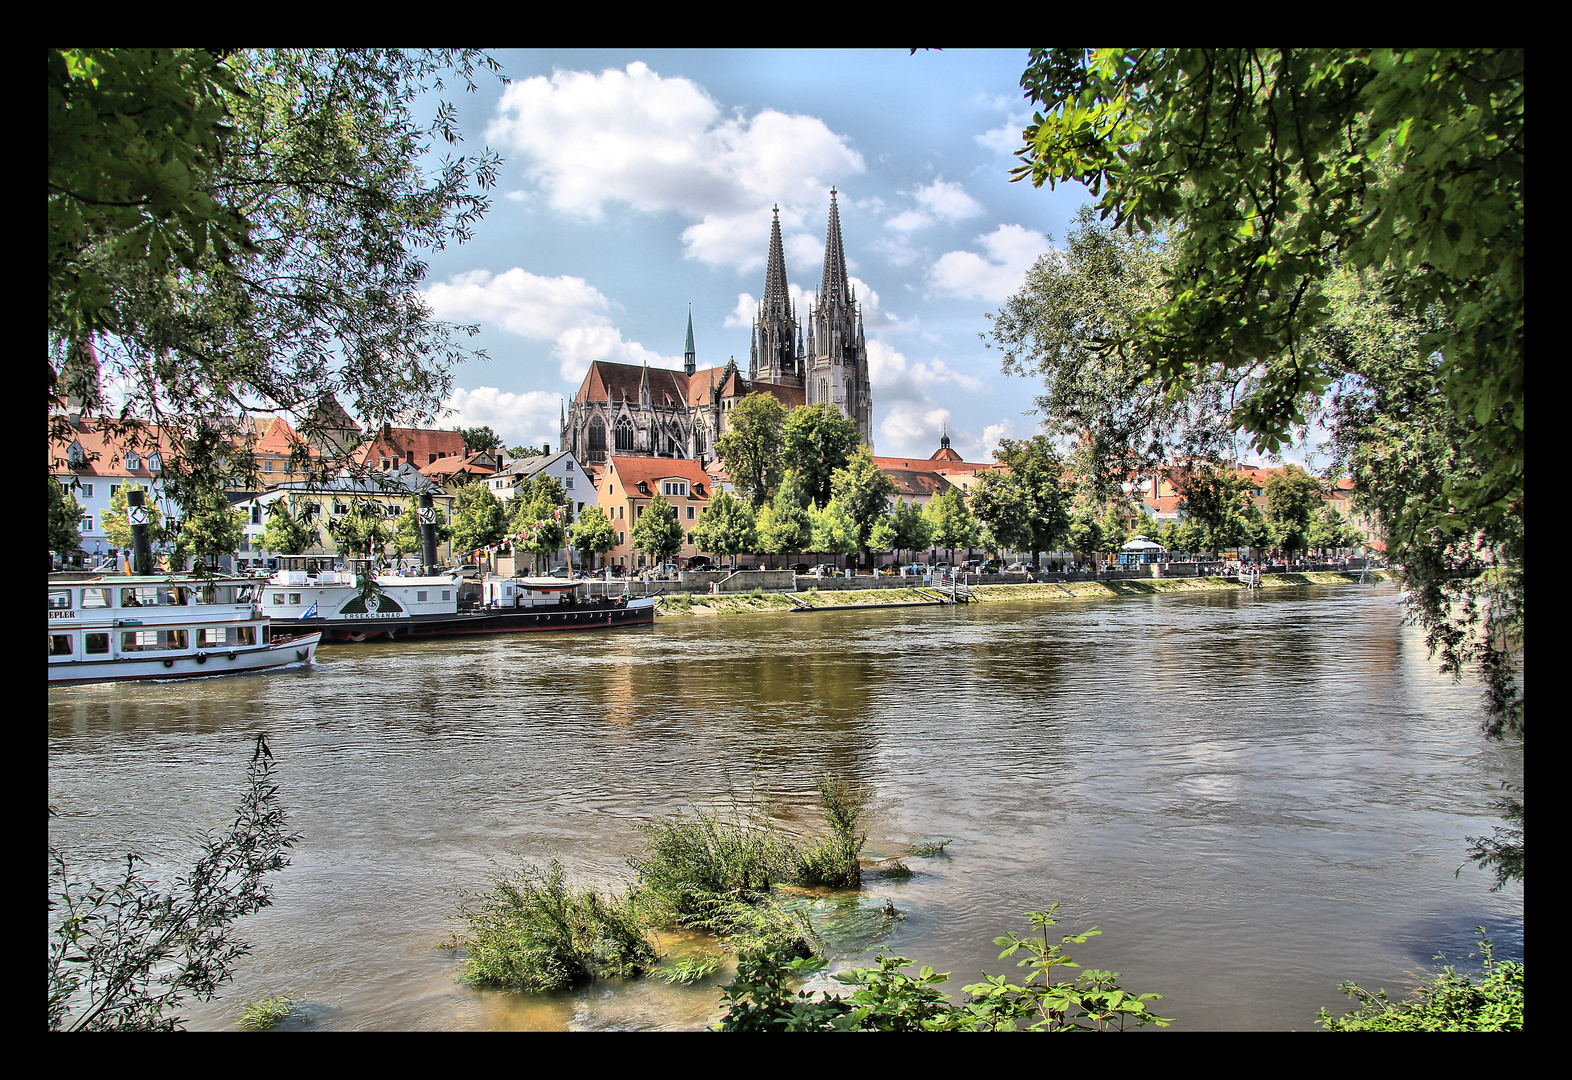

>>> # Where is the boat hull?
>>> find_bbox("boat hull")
[272,599,656,644]
[48,633,322,684]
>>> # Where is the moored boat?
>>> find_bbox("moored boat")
[259,559,655,643]
[48,573,320,684]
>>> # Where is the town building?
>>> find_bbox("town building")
[231,468,455,568]
[50,417,181,560]
[594,456,715,570]
[561,189,872,470]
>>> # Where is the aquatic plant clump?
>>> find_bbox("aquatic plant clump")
[455,859,656,992]
[237,995,299,1030]
[792,775,870,888]
[1317,932,1523,1031]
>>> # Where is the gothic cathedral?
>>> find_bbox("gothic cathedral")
[561,189,873,468]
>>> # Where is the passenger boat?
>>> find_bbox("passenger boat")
[259,559,656,643]
[48,573,320,684]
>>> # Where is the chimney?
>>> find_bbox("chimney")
[542,443,550,456]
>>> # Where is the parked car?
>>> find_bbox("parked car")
[808,564,838,576]
[1005,562,1032,573]
[547,566,571,578]
[684,556,714,572]
[789,563,811,575]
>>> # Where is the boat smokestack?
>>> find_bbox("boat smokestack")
[127,489,154,576]
[418,490,439,574]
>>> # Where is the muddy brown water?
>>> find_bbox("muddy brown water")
[47,583,1523,1030]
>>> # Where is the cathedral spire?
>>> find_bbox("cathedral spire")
[756,204,800,383]
[764,205,790,313]
[684,304,696,376]
[820,187,851,309]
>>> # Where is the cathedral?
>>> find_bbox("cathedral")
[561,189,873,470]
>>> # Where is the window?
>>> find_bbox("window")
[381,458,391,470]
[82,517,93,532]
[50,634,72,657]
[288,593,302,605]
[124,451,140,471]
[417,591,428,602]
[564,478,573,489]
[429,454,438,464]
[636,505,643,518]
[251,505,262,524]
[588,418,607,459]
[615,417,634,452]
[110,484,121,497]
[81,588,111,609]
[272,594,285,605]
[687,506,696,520]
[120,629,188,652]
[441,590,451,601]
[85,633,109,655]
[334,503,349,515]
[617,531,625,546]
[148,452,162,473]
[120,586,186,607]
[618,506,624,520]
[81,483,93,498]
[49,590,72,609]
[663,481,688,497]
[67,442,85,467]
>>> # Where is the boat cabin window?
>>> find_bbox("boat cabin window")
[50,634,72,657]
[272,594,285,605]
[199,584,247,605]
[197,626,255,647]
[442,590,451,601]
[120,586,187,608]
[417,591,428,602]
[120,629,188,652]
[84,633,109,654]
[49,590,72,609]
[81,588,112,608]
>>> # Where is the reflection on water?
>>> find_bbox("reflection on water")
[47,584,1523,1030]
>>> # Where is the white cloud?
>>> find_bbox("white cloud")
[926,224,1050,302]
[424,268,677,383]
[486,62,864,271]
[439,387,564,451]
[725,292,757,329]
[886,179,984,233]
[867,340,983,401]
[878,403,952,458]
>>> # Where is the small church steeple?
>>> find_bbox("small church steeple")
[684,304,696,376]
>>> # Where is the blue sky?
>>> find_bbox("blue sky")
[419,49,1095,461]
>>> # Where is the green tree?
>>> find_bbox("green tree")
[827,447,897,570]
[756,482,813,564]
[782,403,861,511]
[630,493,683,566]
[567,505,617,570]
[1097,506,1130,565]
[1012,49,1522,517]
[390,500,449,562]
[262,500,317,556]
[326,503,393,561]
[809,500,859,568]
[971,438,1072,567]
[461,426,502,454]
[172,484,247,572]
[450,484,507,557]
[48,736,298,1031]
[49,477,86,555]
[985,207,1237,504]
[888,498,934,565]
[1066,506,1103,566]
[691,490,757,570]
[923,487,977,564]
[49,48,503,512]
[102,482,167,556]
[1265,466,1326,558]
[509,476,569,573]
[715,393,787,509]
[1174,465,1254,558]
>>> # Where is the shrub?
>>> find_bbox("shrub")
[792,775,869,889]
[237,995,298,1031]
[455,859,656,992]
[1317,932,1523,1031]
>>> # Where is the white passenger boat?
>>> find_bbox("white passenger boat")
[48,573,320,684]
[259,558,655,643]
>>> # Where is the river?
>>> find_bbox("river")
[47,582,1524,1031]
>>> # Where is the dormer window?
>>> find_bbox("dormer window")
[66,441,85,468]
[124,451,140,471]
[147,452,162,473]
[662,481,688,497]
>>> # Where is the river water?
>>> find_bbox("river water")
[47,583,1523,1031]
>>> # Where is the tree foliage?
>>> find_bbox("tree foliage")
[1316,933,1522,1032]
[1013,48,1523,533]
[970,438,1073,565]
[827,446,897,568]
[691,490,757,568]
[460,426,501,454]
[1172,465,1253,557]
[715,393,787,509]
[985,207,1238,503]
[567,505,617,567]
[262,500,318,556]
[1264,465,1325,556]
[325,502,393,560]
[923,487,977,560]
[102,482,167,555]
[49,477,85,554]
[450,484,507,556]
[630,493,683,564]
[48,48,503,522]
[782,403,861,511]
[171,483,247,571]
[48,736,299,1031]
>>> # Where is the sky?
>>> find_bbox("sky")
[417,49,1096,463]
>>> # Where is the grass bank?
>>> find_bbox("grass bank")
[654,571,1393,617]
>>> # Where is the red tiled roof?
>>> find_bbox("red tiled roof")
[601,456,713,498]
[882,468,954,498]
[352,425,466,467]
[49,419,176,479]
[872,455,993,475]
